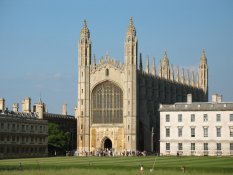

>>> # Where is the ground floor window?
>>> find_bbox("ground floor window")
[230,143,233,151]
[191,143,195,150]
[217,143,221,151]
[166,143,170,151]
[204,143,208,150]
[178,143,182,150]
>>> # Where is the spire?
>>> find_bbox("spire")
[105,50,110,60]
[170,65,174,81]
[161,50,169,68]
[146,56,149,74]
[39,92,43,104]
[198,49,208,101]
[191,70,195,86]
[186,68,190,85]
[79,19,91,66]
[152,57,156,76]
[125,17,137,65]
[161,50,170,79]
[159,59,162,77]
[196,72,199,88]
[139,53,143,71]
[163,50,169,63]
[176,66,180,82]
[181,67,185,83]
[127,16,136,36]
[164,50,168,58]
[81,19,90,38]
[201,48,207,61]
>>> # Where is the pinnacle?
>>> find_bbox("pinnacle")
[130,16,134,26]
[81,19,90,38]
[127,16,136,36]
[83,19,87,27]
[201,48,207,61]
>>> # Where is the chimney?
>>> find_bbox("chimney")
[217,94,222,103]
[212,94,218,103]
[187,94,192,104]
[0,98,5,111]
[22,97,31,113]
[212,94,222,103]
[62,104,67,115]
[12,103,19,112]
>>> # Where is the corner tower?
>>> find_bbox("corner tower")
[198,49,208,101]
[124,17,138,150]
[76,20,91,153]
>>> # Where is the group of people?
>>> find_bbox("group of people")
[75,149,148,157]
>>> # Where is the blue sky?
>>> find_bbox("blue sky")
[1,0,233,115]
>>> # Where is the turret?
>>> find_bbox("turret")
[12,103,19,112]
[0,98,5,111]
[198,49,208,101]
[76,19,92,154]
[125,17,137,66]
[34,98,44,119]
[62,103,67,115]
[161,51,170,79]
[78,19,91,66]
[22,97,31,113]
[124,17,137,151]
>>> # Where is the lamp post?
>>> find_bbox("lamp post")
[151,127,154,153]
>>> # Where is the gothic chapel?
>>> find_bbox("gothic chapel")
[75,17,208,154]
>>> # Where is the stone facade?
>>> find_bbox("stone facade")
[75,18,208,155]
[0,111,48,159]
[160,94,233,156]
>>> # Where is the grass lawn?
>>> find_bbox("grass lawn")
[0,156,232,175]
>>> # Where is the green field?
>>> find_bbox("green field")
[0,156,232,175]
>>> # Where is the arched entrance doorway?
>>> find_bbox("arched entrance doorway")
[102,137,112,149]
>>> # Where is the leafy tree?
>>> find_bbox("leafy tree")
[48,123,70,152]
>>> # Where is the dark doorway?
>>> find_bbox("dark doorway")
[104,138,112,149]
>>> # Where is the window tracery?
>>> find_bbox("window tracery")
[92,81,123,124]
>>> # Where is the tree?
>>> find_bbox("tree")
[48,123,70,154]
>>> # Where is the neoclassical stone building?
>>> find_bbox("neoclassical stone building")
[75,18,208,154]
[160,94,233,156]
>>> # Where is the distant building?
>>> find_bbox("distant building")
[0,97,77,158]
[0,105,48,159]
[160,94,233,156]
[33,99,77,154]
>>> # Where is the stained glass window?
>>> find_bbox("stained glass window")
[92,81,123,123]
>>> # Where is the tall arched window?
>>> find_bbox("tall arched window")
[92,81,123,124]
